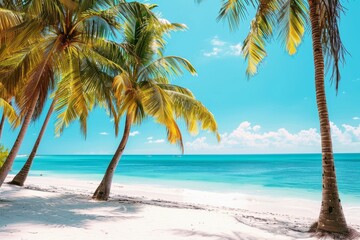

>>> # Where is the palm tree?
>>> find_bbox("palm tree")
[8,99,56,186]
[92,5,220,201]
[0,0,145,187]
[199,0,349,235]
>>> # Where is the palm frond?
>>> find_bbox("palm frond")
[167,91,220,140]
[54,66,89,137]
[242,24,267,76]
[157,84,194,97]
[139,56,197,81]
[0,97,19,126]
[216,0,256,30]
[0,7,23,32]
[319,0,346,92]
[278,0,307,55]
[242,0,279,76]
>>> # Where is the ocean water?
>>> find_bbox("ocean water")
[11,154,360,202]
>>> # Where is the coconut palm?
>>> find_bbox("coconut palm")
[8,99,55,186]
[198,0,349,235]
[0,0,147,187]
[92,5,220,201]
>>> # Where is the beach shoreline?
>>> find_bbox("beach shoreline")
[1,175,359,240]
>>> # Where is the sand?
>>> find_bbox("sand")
[0,175,359,240]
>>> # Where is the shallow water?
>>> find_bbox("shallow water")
[12,153,360,202]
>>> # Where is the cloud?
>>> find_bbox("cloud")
[203,36,242,58]
[211,37,226,46]
[99,132,109,135]
[185,121,360,153]
[204,47,222,57]
[130,131,140,137]
[230,43,242,56]
[185,137,209,150]
[147,138,165,144]
[353,117,360,120]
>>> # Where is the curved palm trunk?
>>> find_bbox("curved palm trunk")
[308,0,348,234]
[0,93,39,187]
[8,99,56,186]
[0,113,5,140]
[92,113,133,201]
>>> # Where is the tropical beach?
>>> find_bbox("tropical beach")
[1,172,358,240]
[1,154,360,239]
[1,0,360,239]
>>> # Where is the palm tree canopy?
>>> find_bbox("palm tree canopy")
[197,0,345,90]
[112,5,220,152]
[0,0,153,136]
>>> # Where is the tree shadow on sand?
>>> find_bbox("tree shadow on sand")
[172,229,259,240]
[0,185,142,232]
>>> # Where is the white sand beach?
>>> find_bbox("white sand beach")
[0,175,359,240]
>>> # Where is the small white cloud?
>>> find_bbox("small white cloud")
[229,43,242,56]
[99,132,109,135]
[203,36,242,58]
[204,47,222,57]
[130,131,140,137]
[147,138,165,144]
[353,117,360,120]
[186,137,209,150]
[210,36,226,46]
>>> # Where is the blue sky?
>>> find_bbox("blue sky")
[2,0,360,154]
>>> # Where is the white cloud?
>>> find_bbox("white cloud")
[229,43,242,56]
[210,36,226,46]
[147,137,165,144]
[99,132,109,135]
[185,121,360,153]
[353,117,360,120]
[146,136,165,144]
[204,47,222,57]
[130,131,140,137]
[185,137,210,150]
[203,36,242,58]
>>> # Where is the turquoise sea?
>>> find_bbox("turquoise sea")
[11,154,360,202]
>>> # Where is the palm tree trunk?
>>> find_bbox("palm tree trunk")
[308,0,348,234]
[0,93,39,187]
[0,113,5,140]
[8,99,56,186]
[92,113,133,201]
